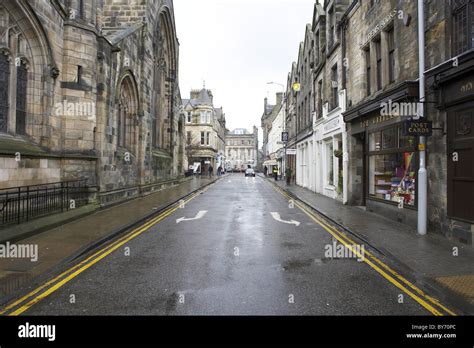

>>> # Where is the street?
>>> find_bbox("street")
[9,174,438,316]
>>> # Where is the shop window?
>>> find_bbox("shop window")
[368,126,417,206]
[327,142,334,186]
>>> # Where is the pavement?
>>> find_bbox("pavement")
[265,175,474,312]
[0,174,466,315]
[0,175,218,305]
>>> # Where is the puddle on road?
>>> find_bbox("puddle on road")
[0,271,33,298]
[281,242,303,250]
[281,257,358,272]
[281,259,315,271]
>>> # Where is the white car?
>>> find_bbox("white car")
[245,168,256,177]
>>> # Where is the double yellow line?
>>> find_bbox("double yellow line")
[272,185,456,316]
[0,187,209,316]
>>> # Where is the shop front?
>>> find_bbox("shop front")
[313,90,348,203]
[344,82,420,227]
[425,51,474,244]
[188,149,216,175]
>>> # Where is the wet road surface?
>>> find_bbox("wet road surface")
[19,174,429,315]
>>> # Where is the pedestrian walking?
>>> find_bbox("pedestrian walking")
[208,165,213,177]
[273,166,278,181]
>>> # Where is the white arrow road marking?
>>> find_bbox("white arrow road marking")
[176,210,208,224]
[270,212,300,227]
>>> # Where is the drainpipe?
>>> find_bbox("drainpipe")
[340,3,354,204]
[417,0,427,235]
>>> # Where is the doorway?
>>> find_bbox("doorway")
[447,104,474,223]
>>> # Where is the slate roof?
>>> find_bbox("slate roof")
[195,88,213,106]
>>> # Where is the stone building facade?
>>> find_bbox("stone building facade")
[269,0,473,245]
[0,0,185,205]
[343,0,421,226]
[342,0,473,245]
[261,92,283,162]
[183,88,226,174]
[225,127,258,172]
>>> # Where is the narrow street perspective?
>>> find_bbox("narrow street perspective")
[1,174,455,316]
[0,0,473,345]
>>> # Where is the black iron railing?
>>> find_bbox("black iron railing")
[0,180,89,227]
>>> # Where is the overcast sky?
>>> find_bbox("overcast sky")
[174,0,314,135]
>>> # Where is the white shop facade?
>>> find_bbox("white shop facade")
[311,90,349,203]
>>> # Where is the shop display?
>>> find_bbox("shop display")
[369,126,417,206]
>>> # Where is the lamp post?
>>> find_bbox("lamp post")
[417,0,427,235]
[293,80,301,185]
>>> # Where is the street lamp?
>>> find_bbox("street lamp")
[267,81,285,91]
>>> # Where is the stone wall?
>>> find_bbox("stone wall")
[0,0,184,207]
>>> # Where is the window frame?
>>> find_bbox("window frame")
[387,28,395,83]
[452,0,474,56]
[367,124,418,208]
[331,64,338,110]
[365,47,371,96]
[375,38,382,91]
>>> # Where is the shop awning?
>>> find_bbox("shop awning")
[263,160,278,166]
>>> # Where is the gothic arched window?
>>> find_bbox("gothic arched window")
[117,75,138,152]
[0,54,9,132]
[16,61,28,135]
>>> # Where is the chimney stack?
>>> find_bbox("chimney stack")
[190,90,200,99]
[276,92,284,105]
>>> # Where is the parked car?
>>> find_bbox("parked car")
[245,168,256,177]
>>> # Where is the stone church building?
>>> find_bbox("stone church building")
[0,0,185,205]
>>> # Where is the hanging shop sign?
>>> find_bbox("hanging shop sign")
[402,120,433,137]
[282,131,289,142]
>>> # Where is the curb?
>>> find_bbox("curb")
[0,204,100,245]
[0,176,194,245]
[0,177,221,307]
[263,177,474,315]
